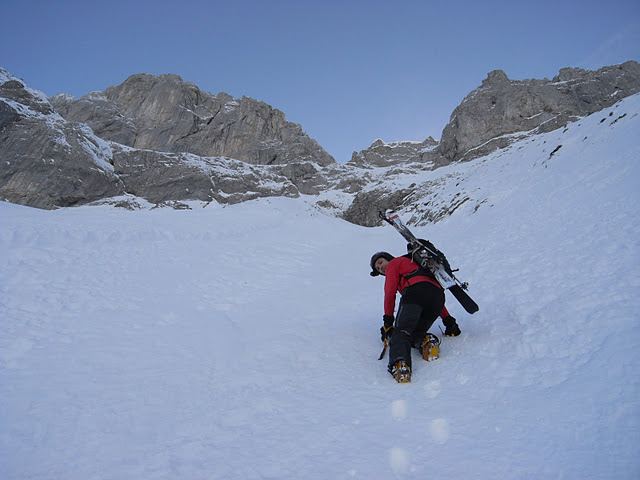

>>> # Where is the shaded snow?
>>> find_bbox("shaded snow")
[1,95,639,479]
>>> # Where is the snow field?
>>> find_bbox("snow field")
[1,94,639,479]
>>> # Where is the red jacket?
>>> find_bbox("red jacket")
[383,256,446,317]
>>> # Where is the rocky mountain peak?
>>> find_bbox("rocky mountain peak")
[553,67,588,82]
[51,72,335,167]
[348,61,640,169]
[2,62,639,223]
[438,60,640,162]
[349,136,440,167]
[482,69,511,86]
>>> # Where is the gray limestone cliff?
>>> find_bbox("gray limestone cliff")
[350,61,640,167]
[0,73,123,209]
[2,61,639,223]
[438,61,640,162]
[349,137,441,167]
[0,70,320,208]
[51,73,335,167]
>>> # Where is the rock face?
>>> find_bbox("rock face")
[0,69,317,208]
[349,137,440,167]
[51,73,335,167]
[0,72,123,209]
[349,61,640,167]
[110,146,301,206]
[438,61,640,162]
[2,62,640,221]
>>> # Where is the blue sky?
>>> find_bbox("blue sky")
[2,0,639,162]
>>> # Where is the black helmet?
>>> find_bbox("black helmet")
[370,251,394,276]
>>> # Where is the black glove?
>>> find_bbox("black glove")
[442,315,461,337]
[380,315,394,342]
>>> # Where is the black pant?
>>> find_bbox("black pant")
[389,282,445,368]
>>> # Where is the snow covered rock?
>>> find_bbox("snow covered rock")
[0,69,124,209]
[349,136,441,167]
[438,60,640,162]
[2,62,640,219]
[346,62,640,171]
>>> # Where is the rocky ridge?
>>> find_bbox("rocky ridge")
[352,61,640,166]
[438,61,640,162]
[51,73,334,167]
[1,62,639,224]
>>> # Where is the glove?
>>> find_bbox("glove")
[442,315,461,337]
[380,315,394,342]
[380,325,394,342]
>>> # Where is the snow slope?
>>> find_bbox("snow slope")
[1,94,639,479]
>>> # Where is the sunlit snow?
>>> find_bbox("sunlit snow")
[1,94,639,479]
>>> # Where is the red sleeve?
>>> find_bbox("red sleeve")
[440,306,450,318]
[383,259,401,317]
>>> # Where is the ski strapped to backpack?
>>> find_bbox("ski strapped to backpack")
[378,210,479,314]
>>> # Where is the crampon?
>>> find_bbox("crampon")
[420,333,440,361]
[389,360,411,383]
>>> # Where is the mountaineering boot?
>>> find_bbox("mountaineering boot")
[389,360,411,383]
[420,333,440,361]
